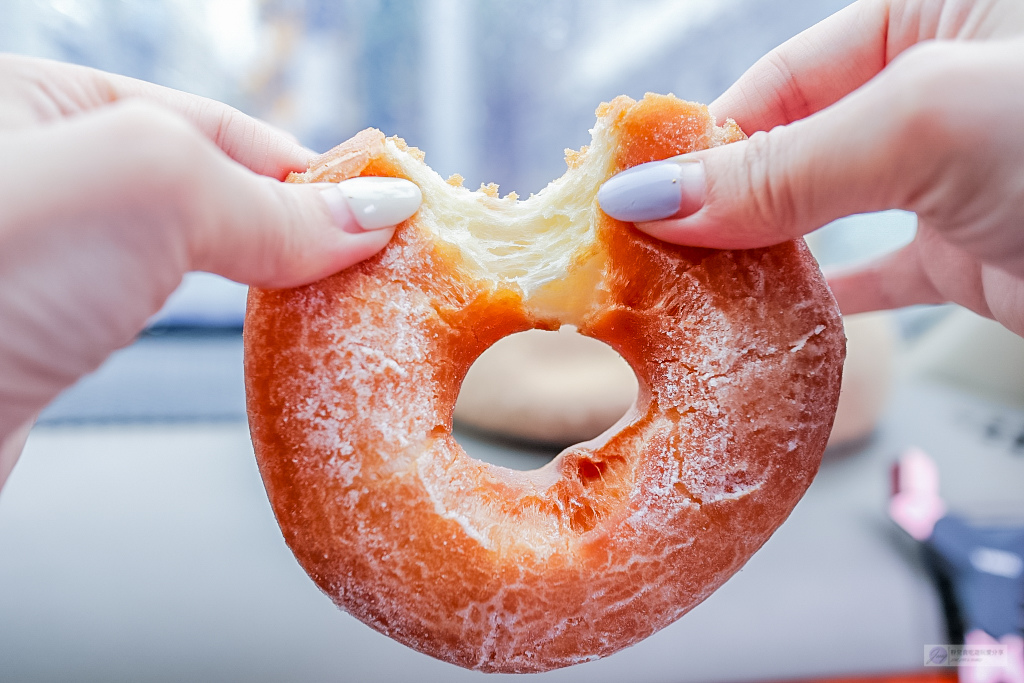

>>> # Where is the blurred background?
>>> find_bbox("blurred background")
[1,1,1022,682]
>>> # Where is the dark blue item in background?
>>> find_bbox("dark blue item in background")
[927,515,1024,640]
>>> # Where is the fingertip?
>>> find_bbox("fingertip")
[265,135,316,180]
[708,85,750,130]
[825,261,933,316]
[284,146,317,179]
[824,269,877,316]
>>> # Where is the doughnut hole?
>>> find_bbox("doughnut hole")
[452,327,639,459]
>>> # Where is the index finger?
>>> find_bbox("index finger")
[710,0,889,133]
[1,53,311,180]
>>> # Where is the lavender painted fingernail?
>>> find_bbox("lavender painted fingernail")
[597,157,706,222]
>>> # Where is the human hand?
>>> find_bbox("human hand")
[0,55,421,475]
[598,0,1024,337]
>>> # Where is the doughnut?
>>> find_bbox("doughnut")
[244,93,846,673]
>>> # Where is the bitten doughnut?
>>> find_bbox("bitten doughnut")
[244,93,845,673]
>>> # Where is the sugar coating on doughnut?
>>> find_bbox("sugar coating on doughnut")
[244,93,845,673]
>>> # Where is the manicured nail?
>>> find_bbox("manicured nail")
[598,157,705,222]
[320,177,422,233]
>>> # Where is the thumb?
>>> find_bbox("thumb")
[598,53,929,249]
[170,120,420,287]
[186,164,422,288]
[98,101,421,289]
[48,100,422,290]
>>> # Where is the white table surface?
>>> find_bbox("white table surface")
[3,380,1023,683]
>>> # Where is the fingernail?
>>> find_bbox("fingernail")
[320,177,422,233]
[598,157,705,222]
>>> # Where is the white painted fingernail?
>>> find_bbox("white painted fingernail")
[321,177,421,233]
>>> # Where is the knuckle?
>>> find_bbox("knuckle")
[211,103,260,158]
[761,49,813,123]
[739,130,799,235]
[873,41,999,211]
[884,43,978,152]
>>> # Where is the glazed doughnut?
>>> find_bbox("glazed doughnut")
[244,93,845,673]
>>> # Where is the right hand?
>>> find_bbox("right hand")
[599,0,1024,336]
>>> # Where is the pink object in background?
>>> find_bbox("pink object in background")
[889,447,946,541]
[959,630,1024,683]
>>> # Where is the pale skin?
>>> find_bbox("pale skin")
[638,0,1024,337]
[0,55,401,489]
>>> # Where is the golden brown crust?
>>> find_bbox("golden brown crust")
[244,93,845,673]
[289,128,387,183]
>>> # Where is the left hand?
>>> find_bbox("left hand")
[0,55,419,487]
